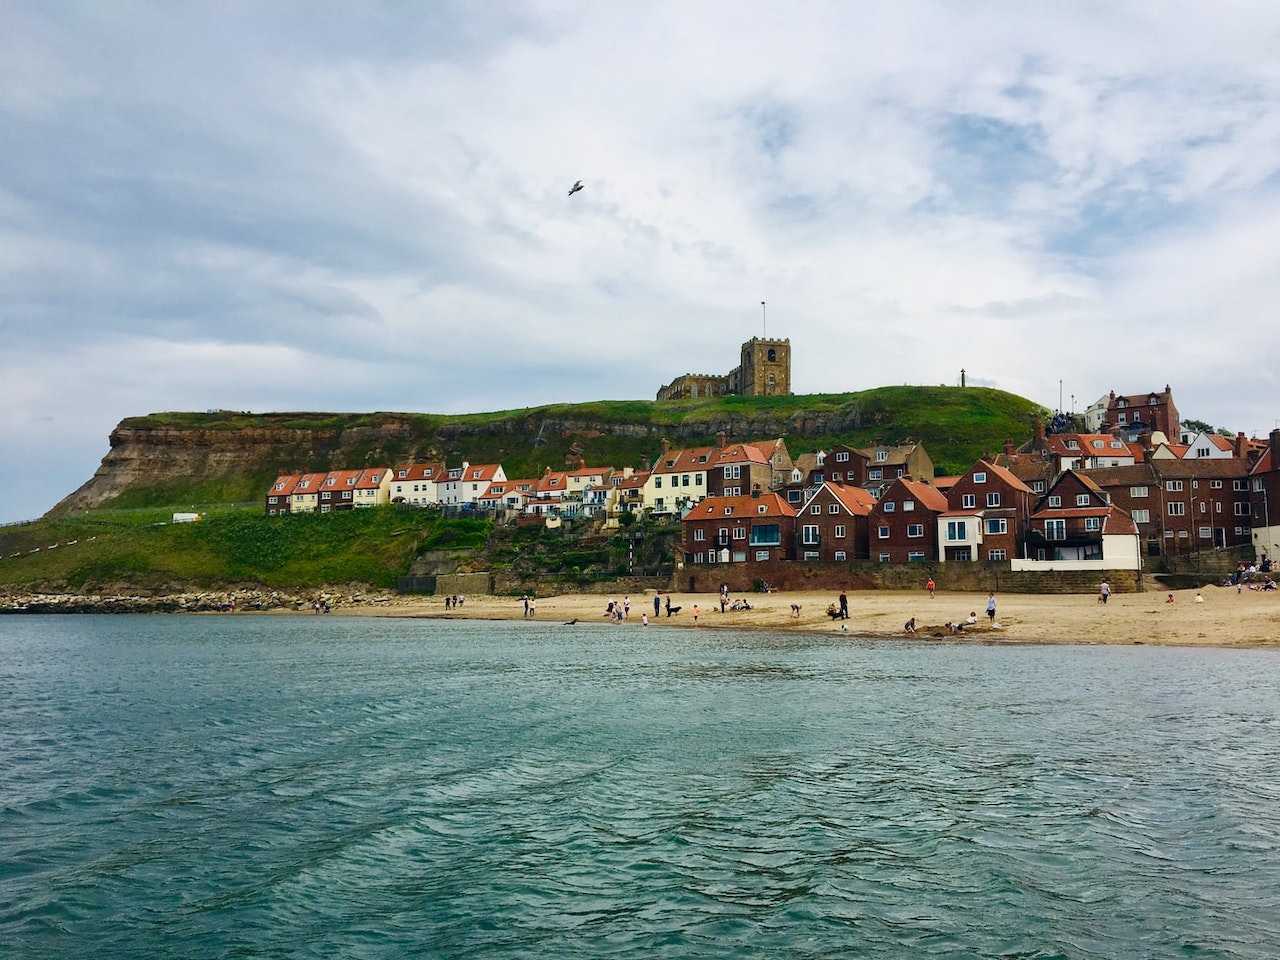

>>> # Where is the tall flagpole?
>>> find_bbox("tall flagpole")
[761,300,766,338]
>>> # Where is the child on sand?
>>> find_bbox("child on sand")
[904,617,917,634]
[926,578,936,598]
[1166,593,1175,604]
[692,604,700,623]
[986,593,997,624]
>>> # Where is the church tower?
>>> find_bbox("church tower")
[737,337,791,396]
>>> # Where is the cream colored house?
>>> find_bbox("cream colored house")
[390,462,446,505]
[642,445,715,514]
[289,472,328,513]
[353,467,392,507]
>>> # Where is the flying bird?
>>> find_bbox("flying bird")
[568,180,584,197]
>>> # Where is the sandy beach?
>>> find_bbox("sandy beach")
[357,586,1280,648]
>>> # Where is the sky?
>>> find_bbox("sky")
[3,1,1280,522]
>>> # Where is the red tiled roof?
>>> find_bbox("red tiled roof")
[801,482,876,517]
[687,493,796,520]
[617,472,650,490]
[1207,434,1235,452]
[354,467,390,490]
[933,476,961,490]
[976,459,1034,494]
[568,466,613,477]
[292,472,329,493]
[1252,449,1274,475]
[1045,434,1133,456]
[322,469,363,489]
[715,443,771,465]
[1105,507,1139,535]
[462,464,502,483]
[1031,506,1110,519]
[537,471,570,493]
[1126,443,1148,462]
[653,446,718,475]
[393,462,445,482]
[886,477,950,513]
[269,474,301,496]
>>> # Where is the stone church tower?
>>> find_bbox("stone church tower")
[734,337,791,396]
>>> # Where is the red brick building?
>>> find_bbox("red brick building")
[794,482,876,561]
[682,491,797,566]
[265,474,299,515]
[868,477,949,563]
[1026,471,1140,563]
[939,459,1036,561]
[708,442,775,498]
[1102,386,1180,439]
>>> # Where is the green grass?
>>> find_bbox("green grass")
[102,387,1045,511]
[0,507,490,592]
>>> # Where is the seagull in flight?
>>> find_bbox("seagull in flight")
[568,180,584,197]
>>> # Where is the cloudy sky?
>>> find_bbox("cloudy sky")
[3,2,1280,521]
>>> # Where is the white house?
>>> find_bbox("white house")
[390,462,446,506]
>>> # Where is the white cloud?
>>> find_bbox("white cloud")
[3,1,1280,519]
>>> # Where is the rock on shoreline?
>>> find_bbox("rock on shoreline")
[0,589,398,614]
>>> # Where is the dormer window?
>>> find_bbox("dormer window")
[473,470,482,479]
[347,478,356,485]
[757,505,767,514]
[398,470,407,478]
[724,507,733,515]
[876,450,887,462]
[1110,441,1123,449]
[326,478,336,486]
[1117,398,1127,407]
[1066,440,1079,450]
[1092,440,1104,449]
[1149,397,1157,405]
[974,472,987,484]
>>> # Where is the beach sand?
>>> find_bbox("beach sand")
[351,586,1280,648]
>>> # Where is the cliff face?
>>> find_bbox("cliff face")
[49,388,1046,514]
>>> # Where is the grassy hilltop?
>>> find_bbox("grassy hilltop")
[99,386,1046,510]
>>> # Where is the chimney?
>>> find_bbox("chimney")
[751,483,761,498]
[660,438,671,455]
[1003,439,1015,457]
[1109,390,1115,400]
[543,465,551,475]
[716,430,728,448]
[1271,428,1280,466]
[1234,432,1248,459]
[1034,418,1046,444]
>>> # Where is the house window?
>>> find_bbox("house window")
[876,450,887,462]
[757,505,767,514]
[1178,530,1188,538]
[1032,481,1046,493]
[985,518,1007,535]
[1130,486,1149,498]
[836,452,849,462]
[1118,413,1127,424]
[398,470,407,478]
[749,524,781,546]
[787,489,802,503]
[681,474,690,487]
[1234,503,1250,516]
[907,551,926,562]
[1066,440,1079,449]
[832,472,842,481]
[1084,517,1100,531]
[879,553,891,562]
[755,550,771,561]
[802,525,820,545]
[988,549,1007,560]
[1075,494,1090,507]
[1132,509,1150,524]
[884,501,896,513]
[834,524,846,538]
[655,476,663,489]
[986,492,1001,507]
[962,494,976,509]
[1048,496,1061,507]
[907,523,924,538]
[1166,480,1184,492]
[810,505,821,515]
[1045,519,1066,540]
[1199,502,1207,514]
[1254,478,1264,492]
[1168,502,1186,516]
[878,526,890,539]
[974,472,987,484]
[718,527,729,544]
[834,551,847,561]
[733,527,746,540]
[1233,480,1247,491]
[268,496,277,504]
[869,469,882,480]
[828,503,839,514]
[1199,526,1213,539]
[1210,480,1223,489]
[903,500,915,512]
[946,520,966,541]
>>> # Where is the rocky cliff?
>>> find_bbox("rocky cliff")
[50,387,1046,514]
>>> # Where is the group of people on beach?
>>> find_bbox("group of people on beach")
[443,594,465,610]
[1229,555,1275,593]
[519,595,537,617]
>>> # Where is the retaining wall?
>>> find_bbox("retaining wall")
[435,572,495,596]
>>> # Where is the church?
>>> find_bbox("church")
[656,337,792,400]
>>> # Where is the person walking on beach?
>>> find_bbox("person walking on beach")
[623,596,631,620]
[985,592,997,624]
[665,595,672,617]
[926,577,936,598]
[654,594,661,618]
[692,604,700,623]
[839,590,849,620]
[1099,581,1111,605]
[521,594,529,617]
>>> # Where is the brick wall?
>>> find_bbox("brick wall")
[435,572,495,595]
[676,559,1143,594]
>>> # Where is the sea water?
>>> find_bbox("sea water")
[2,615,1279,958]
